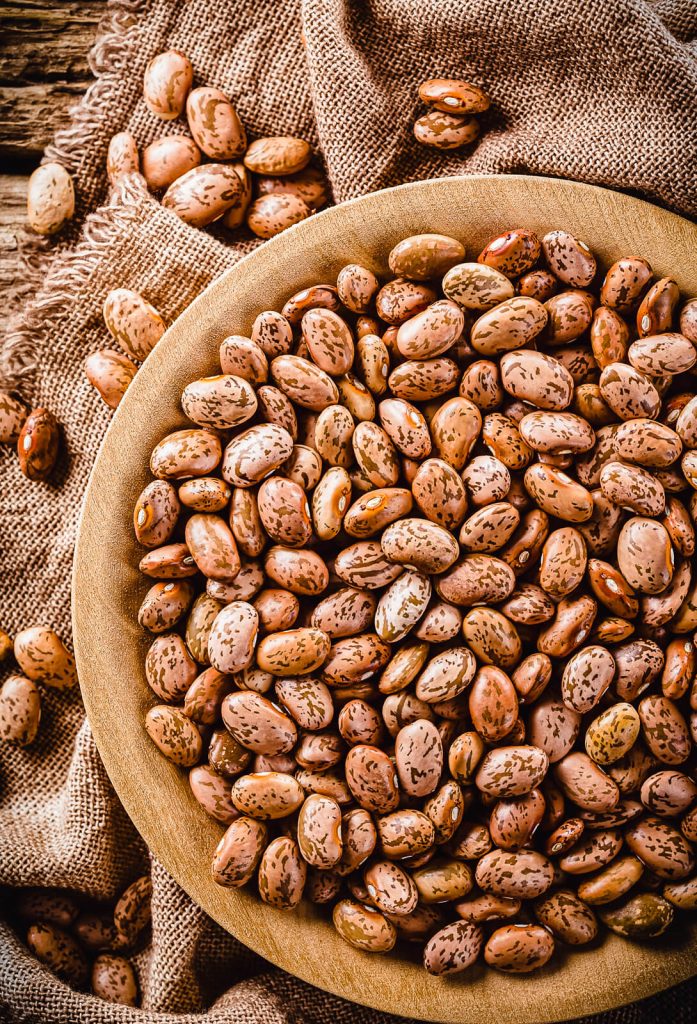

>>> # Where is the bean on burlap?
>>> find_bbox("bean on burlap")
[1,0,696,1021]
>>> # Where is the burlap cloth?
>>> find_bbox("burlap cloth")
[1,0,696,1020]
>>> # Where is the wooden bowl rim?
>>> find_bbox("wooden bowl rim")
[73,174,697,1023]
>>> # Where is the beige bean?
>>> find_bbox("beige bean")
[26,162,74,235]
[0,674,41,745]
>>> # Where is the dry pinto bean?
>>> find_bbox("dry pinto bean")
[554,752,619,812]
[219,335,268,384]
[476,849,554,899]
[379,397,431,459]
[145,633,198,701]
[379,641,429,695]
[26,923,88,986]
[638,695,691,765]
[396,299,465,359]
[577,854,644,905]
[500,350,575,410]
[185,86,245,160]
[617,517,673,594]
[585,703,641,765]
[258,836,306,909]
[413,110,479,149]
[257,628,330,676]
[14,626,77,689]
[489,789,546,851]
[162,163,244,227]
[484,923,554,973]
[415,647,474,704]
[247,194,311,238]
[377,809,435,859]
[374,569,432,642]
[600,892,674,939]
[0,675,41,745]
[231,772,304,819]
[463,610,521,670]
[85,349,137,409]
[527,696,581,763]
[471,297,548,356]
[524,463,593,522]
[478,228,541,279]
[533,889,598,945]
[430,395,482,469]
[333,899,396,952]
[561,645,616,714]
[475,745,549,798]
[544,290,593,344]
[414,601,462,642]
[254,588,300,634]
[641,770,697,817]
[144,705,202,765]
[17,408,59,481]
[518,269,558,302]
[636,278,680,337]
[412,858,473,903]
[542,230,597,288]
[26,162,74,236]
[436,554,515,606]
[443,262,514,311]
[222,691,297,756]
[380,518,459,574]
[322,634,390,686]
[345,744,399,812]
[344,488,412,538]
[181,375,257,430]
[143,49,192,119]
[150,429,221,480]
[364,861,418,915]
[625,817,695,879]
[423,920,483,976]
[311,587,377,639]
[599,362,661,420]
[395,719,443,797]
[141,134,201,190]
[0,392,28,442]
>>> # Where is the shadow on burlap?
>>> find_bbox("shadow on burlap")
[1,0,696,1020]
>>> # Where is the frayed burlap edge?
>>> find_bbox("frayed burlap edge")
[1,0,147,393]
[1,175,148,395]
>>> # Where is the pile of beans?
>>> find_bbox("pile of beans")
[414,78,490,150]
[106,48,327,239]
[0,625,77,746]
[6,877,149,1005]
[135,227,694,974]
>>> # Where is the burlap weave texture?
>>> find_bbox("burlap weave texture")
[1,1,696,1021]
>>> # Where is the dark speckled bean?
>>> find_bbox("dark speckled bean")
[423,920,483,976]
[533,889,598,944]
[222,691,297,755]
[475,745,549,797]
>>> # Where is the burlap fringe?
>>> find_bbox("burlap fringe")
[1,0,146,395]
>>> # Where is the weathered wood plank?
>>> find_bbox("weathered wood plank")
[0,1,103,160]
[0,174,36,315]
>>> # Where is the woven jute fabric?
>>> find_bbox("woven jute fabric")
[1,0,696,1021]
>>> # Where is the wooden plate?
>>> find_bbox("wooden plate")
[73,175,697,1022]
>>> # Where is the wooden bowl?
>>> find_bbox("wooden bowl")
[73,175,697,1023]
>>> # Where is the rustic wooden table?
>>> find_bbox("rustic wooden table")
[0,1,102,311]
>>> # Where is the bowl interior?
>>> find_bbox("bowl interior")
[73,174,697,1023]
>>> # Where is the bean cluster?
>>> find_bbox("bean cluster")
[3,877,150,1004]
[414,78,490,151]
[133,226,697,975]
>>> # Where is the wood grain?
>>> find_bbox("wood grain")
[0,0,103,162]
[73,175,697,1024]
